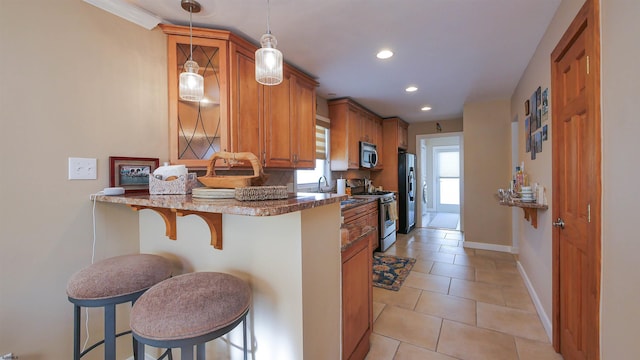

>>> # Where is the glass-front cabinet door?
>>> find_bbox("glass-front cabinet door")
[167,34,228,168]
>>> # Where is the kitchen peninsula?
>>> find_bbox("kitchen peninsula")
[93,192,346,360]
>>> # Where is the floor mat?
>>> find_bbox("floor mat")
[372,253,416,291]
[428,213,459,229]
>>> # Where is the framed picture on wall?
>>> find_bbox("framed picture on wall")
[542,88,549,121]
[535,131,543,153]
[109,156,159,194]
[530,91,538,130]
[525,116,531,153]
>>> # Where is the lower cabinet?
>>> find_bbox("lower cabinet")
[341,200,377,360]
[342,229,374,360]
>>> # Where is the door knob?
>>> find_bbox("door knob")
[552,217,565,229]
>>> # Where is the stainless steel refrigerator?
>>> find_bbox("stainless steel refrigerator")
[398,152,416,233]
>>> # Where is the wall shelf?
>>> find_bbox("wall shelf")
[499,200,548,228]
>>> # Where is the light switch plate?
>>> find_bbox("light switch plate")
[69,157,97,180]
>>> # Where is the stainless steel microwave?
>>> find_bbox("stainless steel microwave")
[360,141,378,168]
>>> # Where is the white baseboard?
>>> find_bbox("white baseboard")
[463,241,514,254]
[517,261,553,342]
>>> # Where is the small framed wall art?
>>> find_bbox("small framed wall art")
[109,156,159,194]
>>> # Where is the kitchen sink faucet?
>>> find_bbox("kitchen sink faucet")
[318,176,328,192]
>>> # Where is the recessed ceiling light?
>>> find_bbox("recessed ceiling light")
[421,106,432,111]
[376,50,394,59]
[405,86,418,92]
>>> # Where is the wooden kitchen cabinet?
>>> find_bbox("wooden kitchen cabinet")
[341,200,377,360]
[161,24,317,169]
[371,117,409,192]
[229,43,263,164]
[329,100,360,170]
[163,26,230,168]
[342,200,379,253]
[329,98,383,171]
[373,117,384,169]
[398,119,409,150]
[263,71,317,169]
[342,229,374,360]
[360,112,374,143]
[291,75,317,168]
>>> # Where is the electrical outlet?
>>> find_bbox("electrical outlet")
[68,157,97,180]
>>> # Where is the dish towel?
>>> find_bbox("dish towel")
[389,201,399,221]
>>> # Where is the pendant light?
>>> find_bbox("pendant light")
[179,0,204,101]
[255,0,283,86]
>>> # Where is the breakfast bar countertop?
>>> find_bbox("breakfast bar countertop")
[92,192,347,216]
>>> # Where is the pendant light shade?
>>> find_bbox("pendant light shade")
[256,33,283,85]
[179,0,204,102]
[179,60,204,101]
[256,0,283,86]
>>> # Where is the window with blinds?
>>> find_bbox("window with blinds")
[316,125,328,160]
[296,119,331,187]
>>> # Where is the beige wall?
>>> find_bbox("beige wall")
[462,100,512,247]
[316,96,330,118]
[600,0,640,357]
[407,117,463,154]
[3,0,638,358]
[509,0,586,336]
[0,0,168,358]
[510,1,640,356]
[139,204,342,359]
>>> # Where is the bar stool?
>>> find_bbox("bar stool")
[130,272,251,360]
[66,254,173,360]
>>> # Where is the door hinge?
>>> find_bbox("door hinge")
[587,55,590,75]
[588,203,591,223]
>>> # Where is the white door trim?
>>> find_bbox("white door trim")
[416,132,464,231]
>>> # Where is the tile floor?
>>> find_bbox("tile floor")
[366,227,563,360]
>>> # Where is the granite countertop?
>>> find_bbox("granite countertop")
[341,224,376,252]
[339,196,378,211]
[92,192,347,216]
[340,197,379,251]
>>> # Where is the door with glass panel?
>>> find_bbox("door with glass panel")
[434,146,460,213]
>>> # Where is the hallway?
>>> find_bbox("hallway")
[366,228,562,360]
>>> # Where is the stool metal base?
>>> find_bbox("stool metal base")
[134,309,249,360]
[69,289,145,360]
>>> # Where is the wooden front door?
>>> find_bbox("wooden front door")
[551,0,601,359]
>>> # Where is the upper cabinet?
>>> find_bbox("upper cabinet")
[164,29,230,168]
[328,98,384,171]
[161,25,317,169]
[371,117,409,191]
[289,75,317,169]
[398,119,409,150]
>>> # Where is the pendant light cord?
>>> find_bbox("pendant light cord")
[189,7,194,61]
[266,0,272,35]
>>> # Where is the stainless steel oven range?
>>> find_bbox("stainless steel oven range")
[353,191,397,252]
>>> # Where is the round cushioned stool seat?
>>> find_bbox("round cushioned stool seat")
[130,272,251,357]
[66,254,173,360]
[67,254,173,302]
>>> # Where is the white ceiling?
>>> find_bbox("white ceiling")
[89,0,561,123]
